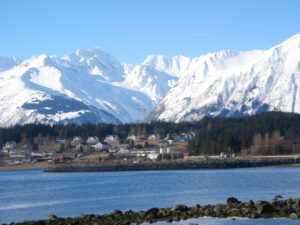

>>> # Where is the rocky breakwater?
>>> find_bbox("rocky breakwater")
[7,197,300,225]
[44,158,300,172]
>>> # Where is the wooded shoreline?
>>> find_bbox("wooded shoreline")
[44,158,300,172]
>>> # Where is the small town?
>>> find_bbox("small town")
[0,131,201,169]
[2,1,300,224]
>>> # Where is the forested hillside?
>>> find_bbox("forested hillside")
[1,112,300,155]
[187,112,300,155]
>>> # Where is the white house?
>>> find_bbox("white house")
[127,135,141,141]
[87,136,99,144]
[3,141,17,150]
[71,136,82,145]
[148,134,160,140]
[105,135,119,143]
[147,152,159,160]
[93,142,109,151]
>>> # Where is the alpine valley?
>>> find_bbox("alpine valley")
[0,33,300,126]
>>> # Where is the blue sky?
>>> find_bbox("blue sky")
[0,0,299,64]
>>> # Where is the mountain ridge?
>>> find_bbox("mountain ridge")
[0,47,178,126]
[0,33,300,126]
[147,33,300,122]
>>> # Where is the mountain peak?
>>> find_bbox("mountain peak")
[62,47,118,65]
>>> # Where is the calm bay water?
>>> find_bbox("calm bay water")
[1,166,300,224]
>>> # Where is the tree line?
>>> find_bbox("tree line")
[0,121,199,145]
[1,112,300,156]
[187,112,300,155]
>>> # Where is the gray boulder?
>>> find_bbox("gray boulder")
[48,214,57,220]
[226,197,241,205]
[124,210,134,214]
[171,205,189,212]
[145,208,159,220]
[290,213,300,219]
[111,209,122,215]
[257,203,274,215]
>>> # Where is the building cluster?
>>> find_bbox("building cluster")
[0,131,198,165]
[0,141,54,164]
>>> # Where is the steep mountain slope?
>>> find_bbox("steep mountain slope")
[0,59,122,125]
[0,48,177,126]
[121,64,177,104]
[148,33,300,122]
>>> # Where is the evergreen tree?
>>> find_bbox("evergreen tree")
[59,143,65,153]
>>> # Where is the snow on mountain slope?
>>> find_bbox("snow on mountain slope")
[62,48,124,82]
[0,62,122,126]
[120,64,178,104]
[1,33,300,126]
[147,33,300,122]
[0,48,178,126]
[142,55,191,77]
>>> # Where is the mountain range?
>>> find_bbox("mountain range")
[148,33,300,122]
[0,33,299,126]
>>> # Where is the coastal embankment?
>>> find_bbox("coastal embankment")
[7,197,300,225]
[44,158,300,172]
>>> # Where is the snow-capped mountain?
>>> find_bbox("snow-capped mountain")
[1,33,300,126]
[0,48,178,126]
[147,33,300,122]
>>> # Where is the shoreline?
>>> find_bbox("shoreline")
[7,197,300,225]
[44,158,300,173]
[0,162,49,171]
[1,158,299,173]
